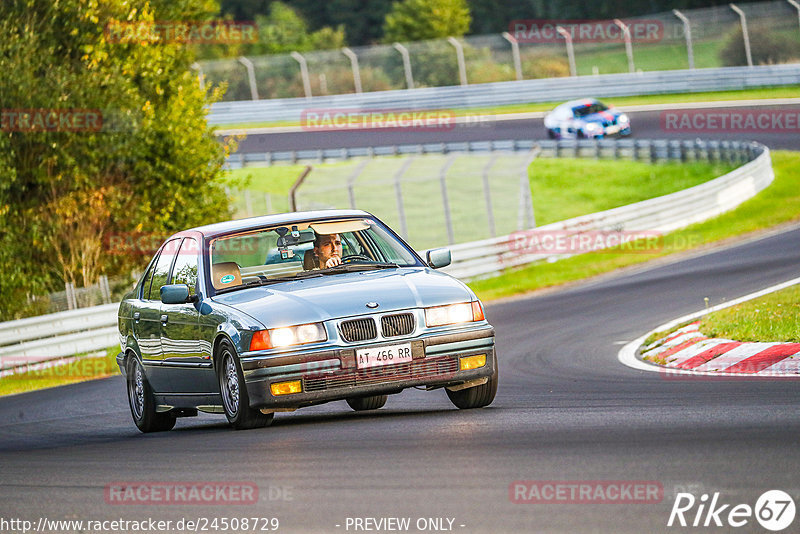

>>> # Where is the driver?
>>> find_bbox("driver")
[314,233,342,269]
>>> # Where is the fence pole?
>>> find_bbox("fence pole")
[264,193,273,214]
[501,32,523,81]
[347,159,370,209]
[65,282,77,310]
[392,43,415,90]
[481,154,498,237]
[393,157,415,239]
[438,155,457,244]
[613,19,636,73]
[99,275,111,304]
[672,10,695,69]
[190,62,205,91]
[789,0,800,35]
[289,165,313,211]
[518,148,539,230]
[556,26,578,77]
[342,47,363,93]
[290,51,313,98]
[244,189,254,216]
[447,37,468,86]
[729,4,753,67]
[237,56,259,100]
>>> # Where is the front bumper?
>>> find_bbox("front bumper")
[241,325,496,409]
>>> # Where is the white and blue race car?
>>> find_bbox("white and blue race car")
[544,98,631,139]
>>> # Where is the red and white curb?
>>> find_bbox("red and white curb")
[618,276,800,377]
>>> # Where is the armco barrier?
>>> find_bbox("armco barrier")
[440,140,772,279]
[0,139,771,367]
[208,64,800,126]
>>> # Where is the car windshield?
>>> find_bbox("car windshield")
[572,102,608,118]
[209,217,420,292]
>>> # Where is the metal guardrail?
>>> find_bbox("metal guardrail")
[440,139,772,279]
[0,139,771,368]
[208,64,800,126]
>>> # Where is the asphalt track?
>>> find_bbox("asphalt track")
[231,103,800,153]
[1,223,799,533]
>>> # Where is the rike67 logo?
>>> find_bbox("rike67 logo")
[668,490,796,531]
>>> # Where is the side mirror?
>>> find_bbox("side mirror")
[426,248,451,269]
[160,284,195,304]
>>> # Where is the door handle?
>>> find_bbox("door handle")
[133,312,140,322]
[160,314,168,324]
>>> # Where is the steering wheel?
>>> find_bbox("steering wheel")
[340,254,372,264]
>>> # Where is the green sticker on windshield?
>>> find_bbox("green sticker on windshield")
[220,274,235,284]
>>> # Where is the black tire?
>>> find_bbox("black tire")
[217,340,273,430]
[127,357,176,433]
[547,128,556,139]
[446,354,498,410]
[346,394,388,411]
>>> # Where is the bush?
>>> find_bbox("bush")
[720,24,800,66]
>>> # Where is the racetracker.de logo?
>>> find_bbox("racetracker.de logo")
[506,229,663,256]
[510,480,664,504]
[104,482,258,505]
[661,110,800,133]
[1,109,103,132]
[510,19,663,43]
[300,109,457,132]
[104,20,258,44]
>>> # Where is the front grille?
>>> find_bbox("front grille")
[339,318,377,342]
[381,313,415,337]
[303,356,458,392]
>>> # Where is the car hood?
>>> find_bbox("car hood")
[582,110,619,124]
[210,267,473,328]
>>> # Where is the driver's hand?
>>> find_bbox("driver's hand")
[325,255,341,268]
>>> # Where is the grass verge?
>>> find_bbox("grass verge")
[0,347,120,397]
[469,151,800,301]
[698,284,800,342]
[215,85,800,130]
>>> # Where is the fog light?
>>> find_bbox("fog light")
[460,354,486,371]
[270,380,302,396]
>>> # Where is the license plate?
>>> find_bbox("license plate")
[606,124,620,134]
[356,343,413,369]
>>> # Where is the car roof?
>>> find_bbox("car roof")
[560,98,602,109]
[180,209,373,239]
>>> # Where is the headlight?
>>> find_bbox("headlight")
[584,122,602,132]
[618,113,629,124]
[249,322,327,351]
[425,301,485,327]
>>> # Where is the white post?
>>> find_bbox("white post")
[438,154,457,244]
[787,0,800,35]
[342,47,362,93]
[237,56,259,100]
[190,62,205,91]
[556,26,577,77]
[729,4,753,67]
[672,10,695,69]
[290,51,312,98]
[501,32,523,81]
[447,37,468,86]
[392,43,415,89]
[613,19,635,73]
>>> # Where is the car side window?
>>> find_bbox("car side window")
[146,239,179,300]
[171,238,199,296]
[139,252,160,300]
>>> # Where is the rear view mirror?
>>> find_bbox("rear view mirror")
[161,284,192,304]
[426,248,451,269]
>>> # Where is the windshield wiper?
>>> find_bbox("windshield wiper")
[320,262,399,274]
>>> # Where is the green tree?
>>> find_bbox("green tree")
[383,0,471,43]
[0,0,233,319]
